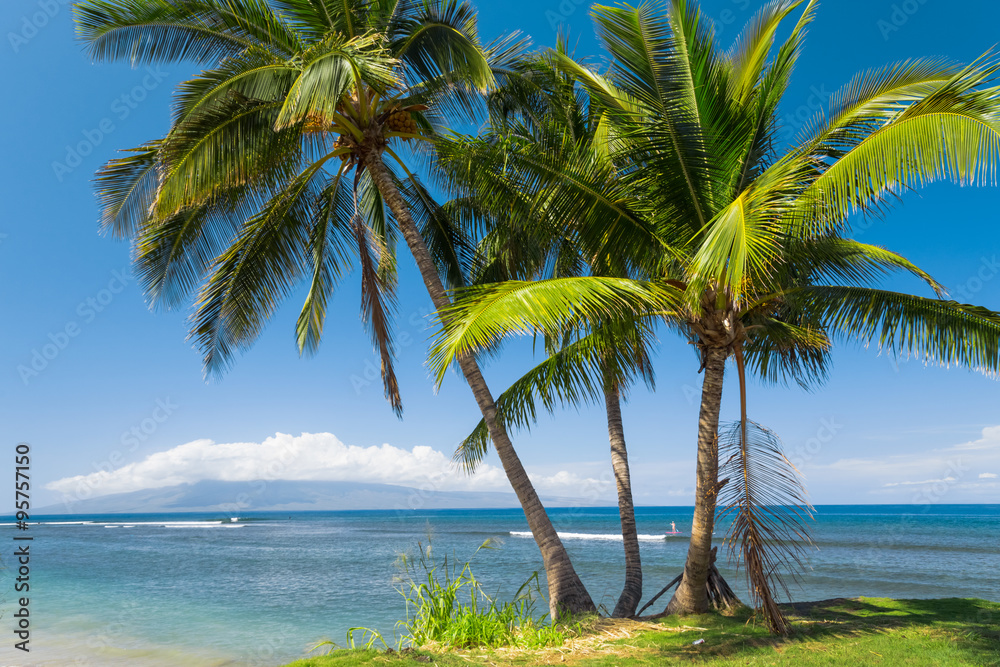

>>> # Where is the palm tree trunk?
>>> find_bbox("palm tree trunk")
[605,384,642,618]
[666,346,727,614]
[364,157,596,618]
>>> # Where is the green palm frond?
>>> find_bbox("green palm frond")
[275,34,397,128]
[791,79,1000,233]
[133,200,242,310]
[353,207,402,414]
[780,237,946,297]
[788,286,1000,375]
[740,319,830,390]
[434,129,668,277]
[801,58,964,150]
[273,0,369,41]
[457,322,658,472]
[688,190,783,305]
[191,161,328,374]
[391,0,494,92]
[717,419,813,635]
[429,277,683,384]
[75,0,300,64]
[591,1,714,232]
[94,140,163,239]
[156,98,303,218]
[726,0,805,103]
[296,166,357,355]
[399,177,476,290]
[171,47,297,123]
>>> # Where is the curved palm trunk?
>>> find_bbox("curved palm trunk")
[666,346,727,614]
[605,384,642,618]
[365,157,596,618]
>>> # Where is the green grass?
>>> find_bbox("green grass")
[328,539,566,653]
[284,597,1000,666]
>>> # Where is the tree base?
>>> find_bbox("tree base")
[637,547,741,619]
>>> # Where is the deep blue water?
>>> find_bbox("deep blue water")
[1,504,997,666]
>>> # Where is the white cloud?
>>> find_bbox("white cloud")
[883,477,957,487]
[951,425,1000,450]
[810,425,1000,500]
[46,432,612,501]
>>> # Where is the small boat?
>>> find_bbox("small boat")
[664,521,682,536]
[230,517,239,522]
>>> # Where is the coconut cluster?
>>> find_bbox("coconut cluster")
[385,110,419,135]
[333,134,352,160]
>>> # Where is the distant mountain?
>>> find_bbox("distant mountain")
[34,479,600,514]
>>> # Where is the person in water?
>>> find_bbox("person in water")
[670,521,677,533]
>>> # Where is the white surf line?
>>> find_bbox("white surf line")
[36,521,95,525]
[509,531,670,541]
[100,521,225,526]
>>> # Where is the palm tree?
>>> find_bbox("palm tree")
[75,0,596,616]
[436,46,660,617]
[425,0,1000,628]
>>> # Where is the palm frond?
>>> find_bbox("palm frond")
[156,98,303,218]
[94,140,163,239]
[296,165,357,355]
[791,78,1000,233]
[75,0,299,64]
[275,34,397,128]
[273,0,369,41]
[133,200,243,310]
[171,47,297,123]
[191,161,327,374]
[429,277,683,385]
[782,237,946,296]
[787,286,1000,376]
[391,0,494,92]
[457,322,658,472]
[353,204,402,415]
[717,419,813,635]
[726,0,805,103]
[740,319,830,390]
[399,176,476,290]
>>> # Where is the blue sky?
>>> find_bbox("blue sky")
[2,0,998,509]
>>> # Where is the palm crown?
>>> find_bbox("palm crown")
[79,0,524,412]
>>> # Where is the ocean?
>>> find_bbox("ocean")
[1,504,998,666]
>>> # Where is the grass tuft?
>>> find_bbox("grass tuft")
[392,538,567,650]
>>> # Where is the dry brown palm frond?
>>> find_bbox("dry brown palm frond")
[718,419,814,634]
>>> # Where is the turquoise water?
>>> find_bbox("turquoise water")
[1,504,998,666]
